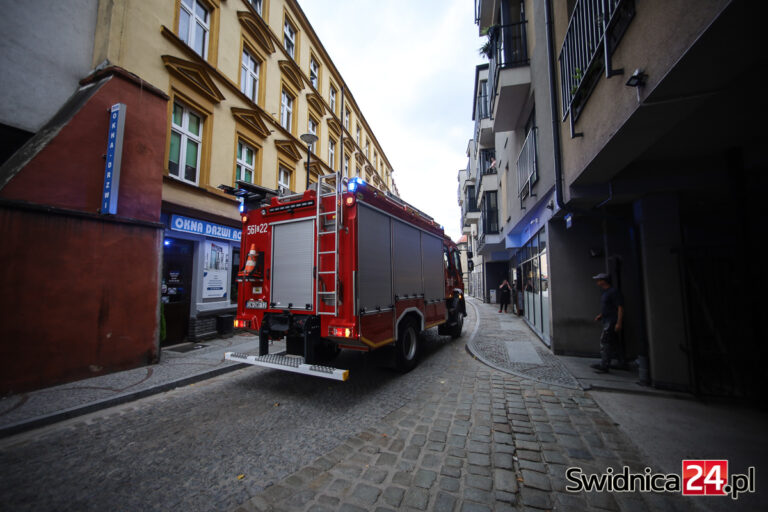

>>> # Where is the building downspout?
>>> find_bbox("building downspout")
[544,0,565,211]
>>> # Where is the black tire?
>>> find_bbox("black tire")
[395,319,419,373]
[449,311,464,339]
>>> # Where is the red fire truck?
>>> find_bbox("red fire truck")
[221,173,465,381]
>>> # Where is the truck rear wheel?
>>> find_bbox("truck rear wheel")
[395,320,419,373]
[449,311,464,339]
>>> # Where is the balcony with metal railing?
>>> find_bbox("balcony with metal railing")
[474,0,493,31]
[486,21,531,132]
[474,90,494,147]
[517,128,538,200]
[462,184,480,226]
[479,149,496,176]
[558,0,635,137]
[459,161,480,233]
[477,148,498,204]
[476,190,500,253]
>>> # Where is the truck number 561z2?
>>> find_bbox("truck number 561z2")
[247,223,268,235]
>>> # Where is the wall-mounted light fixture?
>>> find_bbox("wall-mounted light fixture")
[625,68,647,87]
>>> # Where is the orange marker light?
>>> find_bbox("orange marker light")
[345,196,355,207]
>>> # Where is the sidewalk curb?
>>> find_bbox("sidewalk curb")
[464,298,582,390]
[0,363,247,439]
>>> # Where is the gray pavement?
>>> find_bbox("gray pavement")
[465,301,580,390]
[0,333,276,437]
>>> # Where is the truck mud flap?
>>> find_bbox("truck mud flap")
[225,351,349,381]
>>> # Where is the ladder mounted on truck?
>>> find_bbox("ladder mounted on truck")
[315,172,342,317]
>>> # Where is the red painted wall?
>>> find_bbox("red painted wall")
[0,70,167,393]
[1,71,165,222]
[0,210,161,393]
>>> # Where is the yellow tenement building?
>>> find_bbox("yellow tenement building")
[93,0,398,342]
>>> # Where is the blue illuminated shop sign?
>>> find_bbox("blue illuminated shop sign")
[100,103,126,215]
[170,214,241,242]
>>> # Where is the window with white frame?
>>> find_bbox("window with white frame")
[240,50,260,103]
[309,57,319,90]
[168,102,203,185]
[236,140,256,184]
[280,89,293,131]
[308,118,317,153]
[283,19,296,59]
[329,86,337,113]
[344,155,349,176]
[365,140,370,158]
[344,108,349,129]
[356,125,361,144]
[328,138,336,169]
[278,166,291,194]
[247,0,262,16]
[178,0,210,58]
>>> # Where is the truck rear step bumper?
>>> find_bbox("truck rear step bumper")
[225,351,349,381]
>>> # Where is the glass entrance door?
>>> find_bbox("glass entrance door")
[162,238,193,345]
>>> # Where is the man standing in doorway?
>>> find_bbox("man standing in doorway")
[591,272,624,374]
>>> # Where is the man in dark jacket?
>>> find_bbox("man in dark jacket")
[591,273,624,374]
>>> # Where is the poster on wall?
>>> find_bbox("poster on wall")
[203,241,229,299]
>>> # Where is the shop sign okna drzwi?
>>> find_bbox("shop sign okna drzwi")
[170,214,242,242]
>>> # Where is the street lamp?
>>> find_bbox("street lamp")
[299,132,318,190]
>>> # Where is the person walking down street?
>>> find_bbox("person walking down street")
[516,279,524,315]
[591,272,624,373]
[498,279,512,313]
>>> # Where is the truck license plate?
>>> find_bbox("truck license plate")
[246,300,267,309]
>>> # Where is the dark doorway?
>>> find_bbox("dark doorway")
[162,238,194,345]
[230,248,240,305]
[484,261,508,304]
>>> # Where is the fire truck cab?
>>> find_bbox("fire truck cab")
[222,173,465,381]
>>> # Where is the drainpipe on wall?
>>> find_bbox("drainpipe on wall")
[545,0,565,212]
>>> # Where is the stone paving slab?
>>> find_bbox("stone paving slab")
[505,342,543,365]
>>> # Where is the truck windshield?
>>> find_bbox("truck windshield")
[452,250,462,274]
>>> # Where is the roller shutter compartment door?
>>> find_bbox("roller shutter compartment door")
[271,219,314,309]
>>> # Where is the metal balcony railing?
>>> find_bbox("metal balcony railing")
[478,191,499,241]
[487,21,529,114]
[476,92,490,120]
[466,185,478,212]
[462,202,475,226]
[517,128,538,199]
[479,149,496,176]
[473,90,490,144]
[558,0,635,136]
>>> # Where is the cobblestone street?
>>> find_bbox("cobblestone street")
[3,298,760,511]
[233,298,698,512]
[0,327,460,511]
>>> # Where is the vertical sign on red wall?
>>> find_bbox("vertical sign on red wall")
[100,103,127,215]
